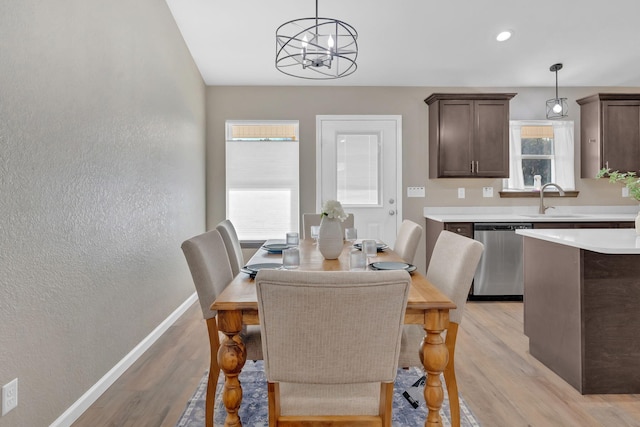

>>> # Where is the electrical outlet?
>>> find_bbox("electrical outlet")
[483,187,494,198]
[407,186,425,198]
[457,188,465,199]
[2,378,18,416]
[622,186,630,197]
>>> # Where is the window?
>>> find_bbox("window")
[225,121,299,240]
[504,120,575,190]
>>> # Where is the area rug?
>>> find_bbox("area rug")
[176,361,480,427]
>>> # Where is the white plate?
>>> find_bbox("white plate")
[353,242,388,252]
[241,263,283,277]
[261,243,290,253]
[369,262,416,273]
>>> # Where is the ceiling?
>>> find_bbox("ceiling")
[165,0,640,87]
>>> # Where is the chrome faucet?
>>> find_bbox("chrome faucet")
[539,183,565,214]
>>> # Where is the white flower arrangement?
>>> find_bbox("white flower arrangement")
[321,200,348,221]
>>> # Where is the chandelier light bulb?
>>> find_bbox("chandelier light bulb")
[553,103,563,114]
[496,30,512,42]
[327,34,334,48]
[302,34,308,47]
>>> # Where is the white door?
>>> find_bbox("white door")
[316,115,402,246]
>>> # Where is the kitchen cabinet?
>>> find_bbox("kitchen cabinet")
[577,93,640,178]
[425,93,516,178]
[521,229,640,394]
[444,222,473,237]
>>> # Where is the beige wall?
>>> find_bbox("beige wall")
[206,86,640,273]
[0,1,205,426]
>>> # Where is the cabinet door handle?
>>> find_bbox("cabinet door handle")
[470,161,474,174]
[475,161,479,174]
[606,161,609,169]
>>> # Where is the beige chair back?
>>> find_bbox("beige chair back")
[256,270,411,415]
[393,220,423,263]
[302,213,354,239]
[427,230,484,324]
[181,229,234,320]
[182,229,263,427]
[398,229,484,367]
[216,219,244,277]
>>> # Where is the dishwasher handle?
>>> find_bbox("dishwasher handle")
[474,223,532,231]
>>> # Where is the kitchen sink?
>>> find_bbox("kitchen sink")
[519,214,585,219]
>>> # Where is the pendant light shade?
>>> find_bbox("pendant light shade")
[275,0,358,79]
[546,63,568,119]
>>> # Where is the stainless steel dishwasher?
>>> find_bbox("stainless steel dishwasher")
[472,223,532,299]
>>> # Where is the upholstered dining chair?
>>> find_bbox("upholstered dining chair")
[398,230,483,427]
[393,220,423,263]
[215,219,244,277]
[255,269,411,427]
[302,213,354,239]
[181,229,263,427]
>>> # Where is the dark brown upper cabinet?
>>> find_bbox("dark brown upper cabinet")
[425,93,516,178]
[577,93,640,178]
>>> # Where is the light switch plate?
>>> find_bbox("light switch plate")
[407,186,425,198]
[457,188,465,199]
[622,186,630,197]
[483,187,494,198]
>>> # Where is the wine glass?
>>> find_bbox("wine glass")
[345,227,357,247]
[310,225,320,245]
[362,239,377,269]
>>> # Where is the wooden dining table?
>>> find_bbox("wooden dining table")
[211,238,456,427]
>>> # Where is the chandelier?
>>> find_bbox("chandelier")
[546,63,569,119]
[275,0,358,79]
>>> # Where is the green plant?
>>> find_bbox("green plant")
[597,168,640,201]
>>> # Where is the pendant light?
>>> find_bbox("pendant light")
[275,0,358,79]
[546,63,568,119]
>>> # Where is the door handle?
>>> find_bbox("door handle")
[389,210,396,216]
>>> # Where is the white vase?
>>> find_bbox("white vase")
[318,216,344,259]
[635,211,640,235]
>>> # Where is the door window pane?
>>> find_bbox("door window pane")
[336,134,380,205]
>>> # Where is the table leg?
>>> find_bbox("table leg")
[216,310,246,427]
[422,309,450,427]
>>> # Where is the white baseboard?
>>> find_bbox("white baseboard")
[50,292,198,427]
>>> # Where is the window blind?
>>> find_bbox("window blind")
[226,122,299,240]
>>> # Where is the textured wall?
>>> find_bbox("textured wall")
[206,86,640,275]
[0,1,205,426]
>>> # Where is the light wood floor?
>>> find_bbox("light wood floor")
[73,301,640,427]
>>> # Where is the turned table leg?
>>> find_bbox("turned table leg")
[216,310,246,427]
[422,309,450,427]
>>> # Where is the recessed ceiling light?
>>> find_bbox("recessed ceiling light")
[496,30,513,42]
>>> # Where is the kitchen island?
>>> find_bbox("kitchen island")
[516,228,640,394]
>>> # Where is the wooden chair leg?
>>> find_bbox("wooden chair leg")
[268,382,280,426]
[444,322,460,427]
[206,317,221,427]
[379,382,394,427]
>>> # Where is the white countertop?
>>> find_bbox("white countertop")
[424,206,637,223]
[516,228,640,254]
